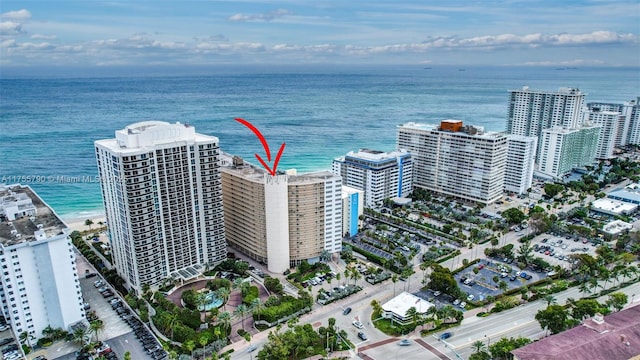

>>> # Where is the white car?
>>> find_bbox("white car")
[467,294,475,301]
[352,321,364,329]
[453,299,460,305]
[459,302,467,308]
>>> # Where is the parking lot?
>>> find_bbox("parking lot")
[530,233,598,269]
[454,260,544,303]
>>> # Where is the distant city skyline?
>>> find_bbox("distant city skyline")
[1,1,639,68]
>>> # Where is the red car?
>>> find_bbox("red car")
[478,264,484,270]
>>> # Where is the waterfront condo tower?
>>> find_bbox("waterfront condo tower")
[332,149,412,208]
[0,184,86,341]
[538,125,601,178]
[397,120,507,204]
[585,98,640,147]
[95,121,226,294]
[220,155,342,273]
[507,86,585,162]
[504,135,537,195]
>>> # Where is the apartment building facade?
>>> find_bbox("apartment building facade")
[332,149,412,208]
[397,120,507,204]
[0,184,85,341]
[95,121,226,294]
[220,155,341,273]
[504,135,537,194]
[538,125,601,178]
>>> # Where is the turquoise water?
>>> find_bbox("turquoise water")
[1,65,638,218]
[199,292,223,311]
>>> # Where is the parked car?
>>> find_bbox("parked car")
[357,332,368,341]
[343,307,352,315]
[467,294,475,301]
[352,321,364,329]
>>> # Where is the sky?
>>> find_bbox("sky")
[1,1,639,69]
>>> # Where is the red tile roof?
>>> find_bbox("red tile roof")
[512,304,640,360]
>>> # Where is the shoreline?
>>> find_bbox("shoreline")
[61,213,107,234]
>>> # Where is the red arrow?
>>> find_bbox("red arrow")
[235,117,286,176]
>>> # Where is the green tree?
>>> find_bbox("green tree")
[469,340,490,360]
[184,340,196,359]
[123,352,131,360]
[218,311,232,334]
[215,286,231,311]
[234,303,251,331]
[488,337,532,360]
[544,183,564,198]
[606,292,628,312]
[535,305,569,335]
[517,241,534,267]
[544,295,557,306]
[391,274,398,296]
[89,320,104,342]
[85,219,94,230]
[501,208,526,225]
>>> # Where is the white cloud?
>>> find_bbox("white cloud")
[0,21,25,36]
[31,34,57,40]
[228,9,291,22]
[1,9,31,21]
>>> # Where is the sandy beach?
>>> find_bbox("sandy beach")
[62,214,107,233]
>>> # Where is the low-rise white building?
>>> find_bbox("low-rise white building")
[0,184,85,341]
[591,198,637,216]
[381,291,434,325]
[601,220,633,239]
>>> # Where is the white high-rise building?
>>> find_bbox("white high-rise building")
[507,86,585,161]
[581,109,619,159]
[586,98,640,146]
[0,184,85,341]
[397,120,507,204]
[504,135,537,194]
[332,149,412,208]
[538,125,601,178]
[95,121,226,294]
[220,155,342,273]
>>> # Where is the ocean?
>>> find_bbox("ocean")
[1,65,638,219]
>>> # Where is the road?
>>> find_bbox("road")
[423,279,640,360]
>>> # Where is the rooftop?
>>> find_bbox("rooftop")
[381,291,434,318]
[602,220,634,235]
[0,184,67,246]
[512,304,640,360]
[220,153,337,185]
[399,121,505,140]
[591,198,638,215]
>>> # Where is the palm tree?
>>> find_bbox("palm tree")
[391,274,398,296]
[165,312,179,340]
[90,319,104,342]
[72,327,89,347]
[471,340,486,354]
[251,297,264,322]
[234,303,251,331]
[218,311,232,335]
[216,287,231,311]
[350,267,362,286]
[405,306,419,328]
[544,295,557,307]
[370,299,383,317]
[85,219,94,231]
